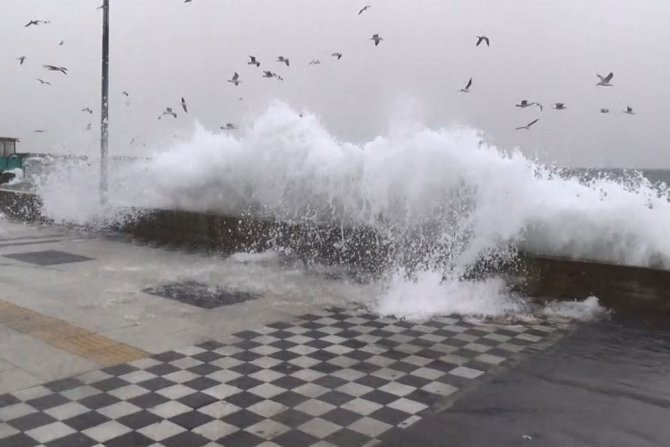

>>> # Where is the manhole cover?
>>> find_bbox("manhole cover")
[3,250,94,266]
[143,281,259,309]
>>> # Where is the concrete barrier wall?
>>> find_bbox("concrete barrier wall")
[0,189,46,222]
[121,208,388,271]
[521,255,670,312]
[2,189,669,312]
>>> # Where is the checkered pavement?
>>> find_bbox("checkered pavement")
[0,307,559,447]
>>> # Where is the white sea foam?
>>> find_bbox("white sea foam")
[376,270,526,320]
[3,168,24,186]
[33,102,670,318]
[230,250,281,264]
[542,296,609,322]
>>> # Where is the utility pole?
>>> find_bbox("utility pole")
[100,0,110,205]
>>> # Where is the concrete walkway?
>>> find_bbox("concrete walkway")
[0,220,567,447]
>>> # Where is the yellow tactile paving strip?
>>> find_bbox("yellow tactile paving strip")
[0,300,148,366]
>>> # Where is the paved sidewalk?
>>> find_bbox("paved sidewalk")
[0,307,561,447]
[0,220,567,446]
[0,220,377,392]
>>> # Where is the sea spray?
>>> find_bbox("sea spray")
[33,102,670,317]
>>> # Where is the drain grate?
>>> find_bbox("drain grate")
[143,280,259,309]
[3,250,94,266]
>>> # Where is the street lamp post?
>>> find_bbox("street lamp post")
[100,0,110,205]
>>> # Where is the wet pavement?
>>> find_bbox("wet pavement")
[381,311,670,447]
[1,220,669,446]
[0,308,563,447]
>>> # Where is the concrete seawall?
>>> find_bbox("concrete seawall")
[0,189,44,222]
[2,189,669,313]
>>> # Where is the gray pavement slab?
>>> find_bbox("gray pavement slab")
[0,327,97,383]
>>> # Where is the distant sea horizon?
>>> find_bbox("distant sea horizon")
[560,168,670,189]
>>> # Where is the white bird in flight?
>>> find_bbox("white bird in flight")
[552,103,566,110]
[248,56,260,67]
[25,19,50,27]
[228,72,241,85]
[358,5,372,15]
[515,118,540,131]
[596,72,614,86]
[43,64,68,75]
[460,78,472,93]
[476,35,490,47]
[277,56,290,67]
[370,34,383,46]
[516,100,543,111]
[158,107,177,119]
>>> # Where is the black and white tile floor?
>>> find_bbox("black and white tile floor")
[0,307,560,447]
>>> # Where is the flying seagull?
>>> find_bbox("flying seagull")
[309,59,321,65]
[359,5,372,15]
[85,123,92,131]
[228,72,241,85]
[331,52,343,60]
[516,100,543,111]
[248,56,260,67]
[158,107,177,119]
[36,79,51,85]
[476,35,490,47]
[122,91,130,97]
[277,56,290,67]
[181,97,188,113]
[596,72,614,86]
[623,106,635,115]
[221,123,237,130]
[25,20,50,27]
[552,103,566,110]
[460,78,472,93]
[33,129,47,133]
[81,107,93,114]
[515,118,540,131]
[370,33,383,46]
[58,40,64,46]
[600,108,610,114]
[17,56,26,65]
[263,71,283,81]
[43,64,68,75]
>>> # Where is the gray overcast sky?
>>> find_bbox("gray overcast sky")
[1,0,669,168]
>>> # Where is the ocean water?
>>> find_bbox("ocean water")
[21,103,670,319]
